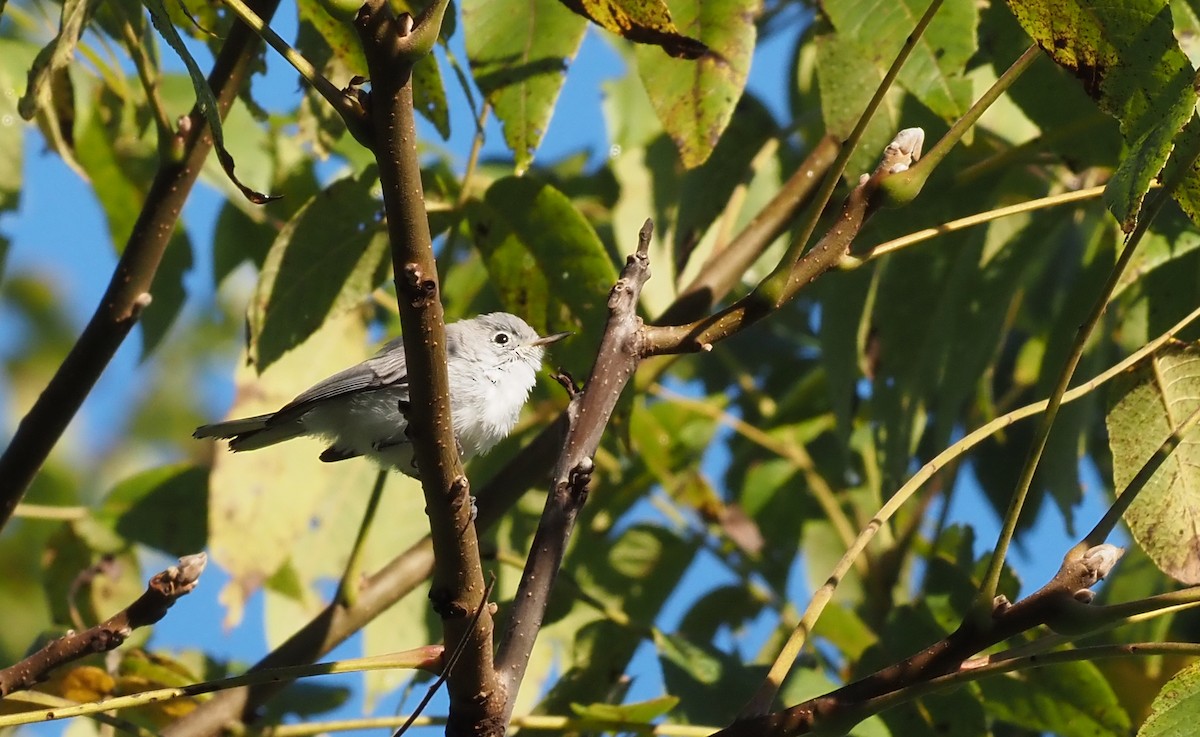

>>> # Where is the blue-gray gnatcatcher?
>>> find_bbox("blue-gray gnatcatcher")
[194,312,569,474]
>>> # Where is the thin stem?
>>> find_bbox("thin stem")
[115,9,174,152]
[0,649,442,728]
[217,0,333,100]
[1077,402,1200,551]
[12,503,87,521]
[4,692,160,737]
[266,714,717,737]
[454,103,489,209]
[852,185,1108,264]
[337,470,387,608]
[741,302,1200,717]
[975,134,1200,614]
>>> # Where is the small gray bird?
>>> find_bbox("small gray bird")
[194,312,569,474]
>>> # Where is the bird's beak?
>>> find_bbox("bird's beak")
[531,331,572,347]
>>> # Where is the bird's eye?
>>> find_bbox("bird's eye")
[493,332,510,345]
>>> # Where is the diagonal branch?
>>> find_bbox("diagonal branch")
[494,221,655,713]
[643,129,925,356]
[0,554,208,697]
[0,0,283,533]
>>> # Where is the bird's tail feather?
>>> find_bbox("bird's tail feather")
[194,414,305,452]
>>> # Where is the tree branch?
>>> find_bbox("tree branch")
[494,220,655,718]
[0,0,283,532]
[643,128,925,356]
[716,543,1125,736]
[352,3,498,733]
[655,135,840,327]
[0,553,207,697]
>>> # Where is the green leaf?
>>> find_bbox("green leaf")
[0,40,34,218]
[413,53,450,140]
[1006,0,1197,230]
[143,0,274,203]
[634,0,760,168]
[979,660,1129,737]
[557,0,706,58]
[96,464,208,557]
[1140,660,1200,737]
[824,0,977,121]
[570,695,680,722]
[463,0,587,172]
[655,631,764,725]
[16,0,93,178]
[476,176,618,367]
[813,31,905,182]
[247,171,387,371]
[1106,342,1200,583]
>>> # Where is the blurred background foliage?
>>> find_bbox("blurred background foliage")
[2,0,1200,734]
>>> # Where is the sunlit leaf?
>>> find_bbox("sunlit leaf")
[463,0,586,171]
[634,0,760,168]
[979,660,1129,737]
[825,0,977,121]
[247,171,387,371]
[1106,342,1200,583]
[558,0,706,58]
[1006,0,1197,230]
[1139,660,1200,737]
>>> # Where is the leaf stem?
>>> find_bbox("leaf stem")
[0,649,442,728]
[1076,402,1200,552]
[337,470,387,607]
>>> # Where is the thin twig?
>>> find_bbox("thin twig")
[0,647,444,728]
[0,554,208,697]
[269,714,718,737]
[216,0,369,143]
[337,470,388,608]
[392,576,496,737]
[114,8,174,152]
[852,184,1108,263]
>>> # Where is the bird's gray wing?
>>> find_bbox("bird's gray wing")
[269,340,408,424]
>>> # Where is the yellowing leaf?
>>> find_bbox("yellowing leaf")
[558,0,706,58]
[1106,343,1200,583]
[634,0,760,168]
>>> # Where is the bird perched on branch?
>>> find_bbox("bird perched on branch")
[194,312,569,475]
